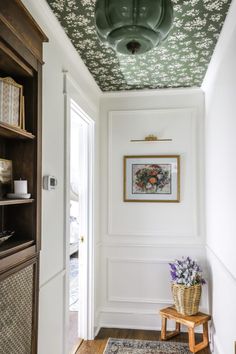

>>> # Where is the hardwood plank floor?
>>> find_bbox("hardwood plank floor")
[76,328,211,353]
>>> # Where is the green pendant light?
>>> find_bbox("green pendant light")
[95,0,174,55]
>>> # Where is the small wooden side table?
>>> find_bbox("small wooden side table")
[160,306,211,353]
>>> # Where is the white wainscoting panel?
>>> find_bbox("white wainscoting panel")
[107,258,172,304]
[107,108,202,240]
[98,248,208,330]
[99,93,206,331]
[99,306,203,333]
[38,272,65,354]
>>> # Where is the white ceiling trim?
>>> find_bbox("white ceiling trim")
[101,87,204,98]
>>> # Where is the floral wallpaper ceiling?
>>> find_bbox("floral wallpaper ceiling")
[47,0,231,91]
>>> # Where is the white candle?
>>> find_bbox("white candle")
[14,180,27,194]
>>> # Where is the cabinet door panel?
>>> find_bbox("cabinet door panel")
[0,260,38,354]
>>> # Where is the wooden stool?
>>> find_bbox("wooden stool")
[160,306,211,353]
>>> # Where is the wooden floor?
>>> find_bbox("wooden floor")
[76,328,211,353]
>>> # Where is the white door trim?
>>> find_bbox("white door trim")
[63,71,95,354]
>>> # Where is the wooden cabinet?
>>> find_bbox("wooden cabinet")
[0,1,47,353]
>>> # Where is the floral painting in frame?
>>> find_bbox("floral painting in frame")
[123,155,180,202]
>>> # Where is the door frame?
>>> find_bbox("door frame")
[63,71,95,353]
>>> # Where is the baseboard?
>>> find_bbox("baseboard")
[98,307,203,334]
[211,334,223,354]
[94,309,101,338]
[94,326,101,338]
[99,323,161,331]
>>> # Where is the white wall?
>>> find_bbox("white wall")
[98,89,208,330]
[202,1,236,353]
[19,0,236,350]
[21,1,100,353]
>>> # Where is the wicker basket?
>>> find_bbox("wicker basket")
[171,283,202,316]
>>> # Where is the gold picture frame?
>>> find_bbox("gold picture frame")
[0,77,25,129]
[123,155,180,202]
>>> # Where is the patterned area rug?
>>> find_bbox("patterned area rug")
[104,338,191,354]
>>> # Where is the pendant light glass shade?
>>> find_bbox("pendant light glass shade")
[95,0,174,55]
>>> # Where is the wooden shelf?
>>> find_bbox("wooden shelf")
[0,41,34,77]
[0,2,47,351]
[0,198,34,206]
[0,122,35,140]
[0,239,34,259]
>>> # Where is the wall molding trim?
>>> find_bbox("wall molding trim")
[102,87,204,99]
[107,107,201,239]
[63,70,99,117]
[108,257,172,264]
[101,241,205,248]
[107,257,172,304]
[107,107,198,115]
[106,231,201,238]
[100,306,168,315]
[98,306,203,333]
[206,245,236,283]
[108,296,173,305]
[94,326,101,338]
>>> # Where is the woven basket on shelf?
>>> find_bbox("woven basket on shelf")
[171,283,202,316]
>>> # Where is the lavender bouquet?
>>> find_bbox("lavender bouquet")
[169,257,206,287]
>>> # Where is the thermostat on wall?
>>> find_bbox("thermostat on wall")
[43,175,57,191]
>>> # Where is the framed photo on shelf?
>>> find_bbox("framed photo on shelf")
[0,77,24,129]
[123,155,180,202]
[0,158,12,184]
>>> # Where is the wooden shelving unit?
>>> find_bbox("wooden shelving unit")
[0,122,35,140]
[0,239,34,259]
[0,198,34,206]
[0,1,48,353]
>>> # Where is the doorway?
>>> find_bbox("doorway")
[65,96,94,354]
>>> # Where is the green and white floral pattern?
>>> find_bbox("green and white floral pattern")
[47,0,231,91]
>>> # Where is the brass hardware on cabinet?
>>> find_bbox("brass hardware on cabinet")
[80,236,85,243]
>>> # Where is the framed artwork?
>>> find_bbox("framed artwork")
[0,158,12,184]
[123,155,180,202]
